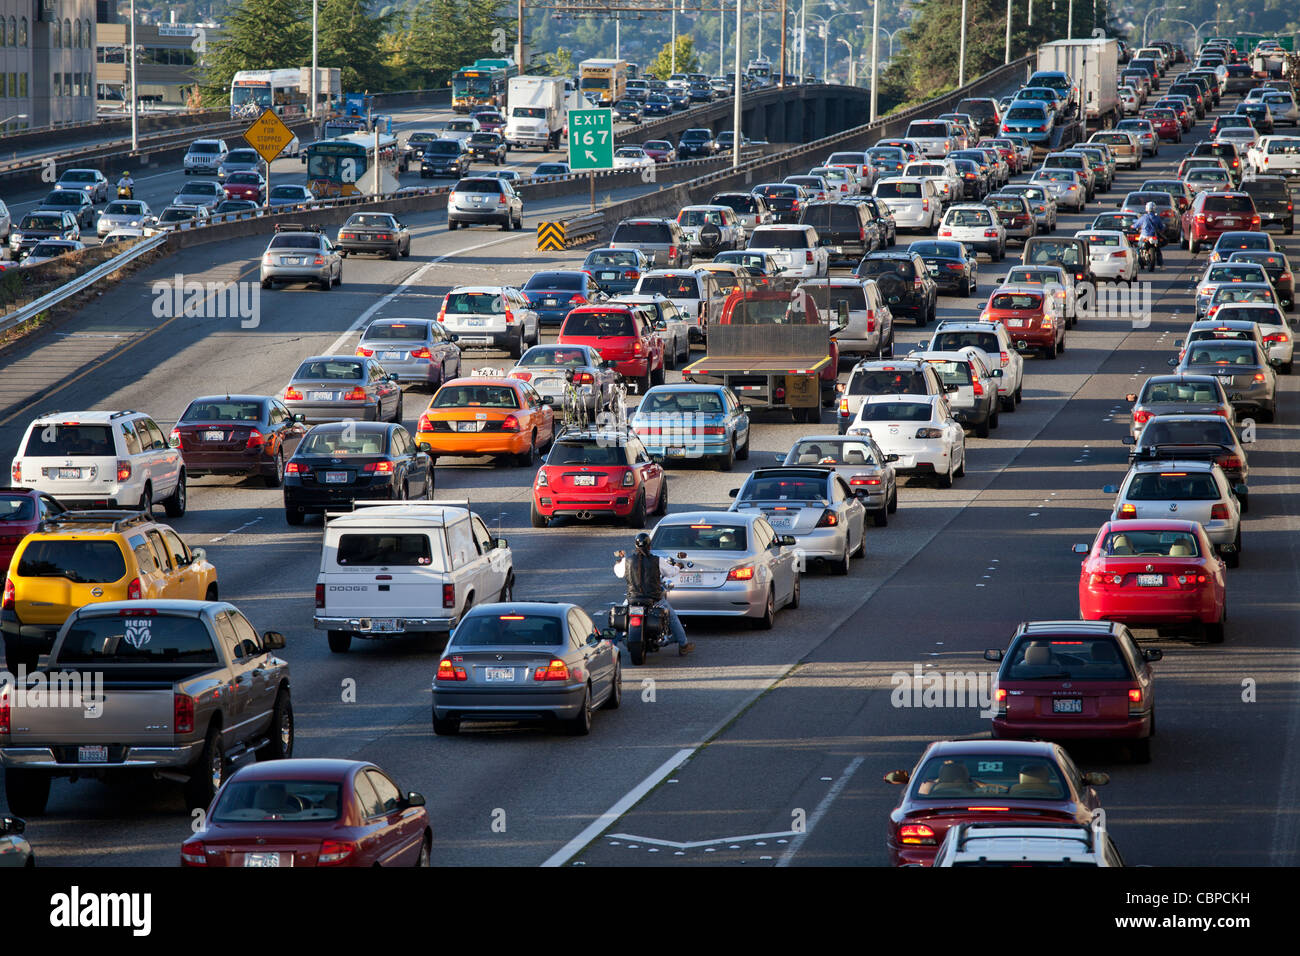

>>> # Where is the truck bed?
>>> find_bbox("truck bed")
[683,324,832,376]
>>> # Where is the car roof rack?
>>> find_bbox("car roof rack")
[39,510,149,532]
[274,223,322,234]
[109,410,138,419]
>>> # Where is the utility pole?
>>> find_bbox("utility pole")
[1067,0,1073,39]
[780,0,788,86]
[720,7,725,75]
[130,0,138,150]
[615,14,620,58]
[798,0,806,77]
[958,0,968,86]
[672,1,677,74]
[1005,0,1012,64]
[733,0,742,168]
[311,0,318,118]
[869,0,878,120]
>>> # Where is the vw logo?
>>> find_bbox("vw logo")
[1169,503,1178,512]
[1145,565,1154,572]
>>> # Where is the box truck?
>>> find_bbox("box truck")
[504,75,567,151]
[1037,38,1119,129]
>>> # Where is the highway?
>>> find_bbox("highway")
[0,66,1296,869]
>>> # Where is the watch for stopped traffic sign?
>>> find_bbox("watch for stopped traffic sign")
[244,109,295,165]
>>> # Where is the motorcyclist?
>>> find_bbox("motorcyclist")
[613,533,694,656]
[1134,201,1164,267]
[116,172,134,198]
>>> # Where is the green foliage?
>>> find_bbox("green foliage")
[201,0,310,102]
[538,47,577,77]
[647,35,700,78]
[317,0,393,92]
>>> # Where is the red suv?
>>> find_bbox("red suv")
[0,489,65,575]
[558,304,665,392]
[1141,107,1182,142]
[530,427,667,528]
[1183,191,1260,254]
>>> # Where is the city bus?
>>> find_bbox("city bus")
[746,58,773,87]
[230,69,307,119]
[451,58,519,112]
[579,58,628,107]
[304,132,405,199]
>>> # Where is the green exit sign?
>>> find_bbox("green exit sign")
[568,108,614,171]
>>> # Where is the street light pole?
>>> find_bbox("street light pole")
[733,0,742,168]
[1005,0,1011,64]
[780,0,787,87]
[1067,0,1073,39]
[672,1,677,74]
[311,0,318,119]
[129,0,138,150]
[958,0,967,86]
[798,0,806,78]
[869,0,878,121]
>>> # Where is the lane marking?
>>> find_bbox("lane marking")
[208,515,263,543]
[604,829,799,850]
[775,756,865,868]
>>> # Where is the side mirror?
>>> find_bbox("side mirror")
[728,488,739,497]
[541,396,554,406]
[0,816,24,835]
[983,648,1004,661]
[419,442,433,454]
[945,383,960,393]
[884,453,899,462]
[1167,357,1177,367]
[1125,393,1137,402]
[1121,435,1136,445]
[262,630,286,650]
[652,319,667,331]
[1072,543,1090,554]
[191,547,207,563]
[1102,484,1119,494]
[883,770,910,785]
[1234,482,1249,498]
[1083,772,1111,787]
[406,791,427,808]
[1143,648,1163,662]
[779,535,797,546]
[494,537,508,550]
[293,413,306,423]
[990,368,1003,378]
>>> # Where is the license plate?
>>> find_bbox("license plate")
[545,298,558,306]
[1005,318,1025,327]
[928,264,941,274]
[78,745,108,763]
[382,351,404,360]
[457,421,481,432]
[472,196,483,203]
[204,430,225,441]
[599,271,618,280]
[666,446,686,457]
[573,474,596,485]
[1137,574,1164,587]
[465,318,485,327]
[309,391,334,401]
[767,516,794,529]
[284,257,302,265]
[485,667,515,681]
[368,618,401,632]
[323,471,349,483]
[1052,698,1083,714]
[678,573,703,586]
[57,468,82,479]
[244,853,285,867]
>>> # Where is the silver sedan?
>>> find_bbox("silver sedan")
[507,344,621,414]
[260,229,344,290]
[727,467,866,575]
[96,199,154,237]
[282,354,405,424]
[781,435,899,525]
[649,510,801,628]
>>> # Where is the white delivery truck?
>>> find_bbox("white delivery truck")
[505,75,567,151]
[1037,38,1119,129]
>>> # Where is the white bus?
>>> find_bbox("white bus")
[230,69,307,119]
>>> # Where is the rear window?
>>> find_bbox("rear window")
[990,292,1043,310]
[180,400,264,422]
[451,613,564,647]
[1025,241,1083,266]
[268,235,322,249]
[740,475,828,502]
[362,321,430,341]
[713,194,758,213]
[212,781,342,823]
[679,209,726,226]
[336,532,442,569]
[640,391,725,414]
[518,346,590,367]
[908,122,950,137]
[857,401,933,421]
[848,369,927,395]
[431,385,520,408]
[1266,139,1300,154]
[1007,107,1048,120]
[801,284,866,310]
[912,754,1067,800]
[455,179,502,193]
[424,141,460,154]
[945,208,991,226]
[524,273,583,291]
[563,311,636,337]
[1244,180,1288,198]
[750,228,811,249]
[444,292,505,314]
[957,99,996,118]
[1202,195,1255,213]
[925,360,972,385]
[0,496,34,521]
[651,523,748,551]
[611,222,671,243]
[1184,342,1259,364]
[1003,637,1131,681]
[1141,419,1234,447]
[1101,528,1200,558]
[22,424,114,457]
[799,205,862,228]
[875,181,923,198]
[16,540,126,583]
[1126,472,1221,500]
[294,359,363,380]
[55,615,218,664]
[546,441,629,465]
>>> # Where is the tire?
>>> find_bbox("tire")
[602,663,622,709]
[163,471,187,517]
[1224,540,1240,569]
[327,630,352,653]
[626,491,647,528]
[515,432,536,467]
[650,361,666,386]
[432,713,460,735]
[832,544,850,575]
[653,479,668,515]
[509,328,524,360]
[788,571,801,607]
[1014,384,1023,404]
[989,407,999,430]
[415,835,432,865]
[4,770,50,816]
[873,505,888,527]
[185,724,225,810]
[137,483,153,515]
[976,416,991,439]
[718,439,735,471]
[255,691,294,761]
[627,635,645,665]
[530,499,549,528]
[1204,606,1226,643]
[264,451,285,488]
[1130,736,1152,764]
[564,685,593,736]
[751,586,776,629]
[1046,338,1059,360]
[1283,361,1294,375]
[1000,395,1015,412]
[391,393,404,424]
[448,219,458,231]
[498,572,514,603]
[940,457,955,488]
[961,279,971,296]
[285,507,305,526]
[1188,237,1198,254]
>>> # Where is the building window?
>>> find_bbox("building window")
[85,18,92,49]
[74,19,80,48]
[18,18,26,47]
[53,19,60,48]
[18,73,26,97]
[8,73,16,99]
[65,19,72,48]
[65,72,73,96]
[0,75,6,96]
[6,17,12,47]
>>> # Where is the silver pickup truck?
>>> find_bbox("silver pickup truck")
[0,599,292,814]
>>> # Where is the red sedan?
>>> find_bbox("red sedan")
[979,285,1065,356]
[1142,108,1182,142]
[181,759,431,867]
[1183,191,1261,254]
[986,619,1161,762]
[1075,518,1227,641]
[222,171,266,203]
[530,425,667,528]
[0,489,65,575]
[884,739,1109,866]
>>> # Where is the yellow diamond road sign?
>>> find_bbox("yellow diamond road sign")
[243,109,294,164]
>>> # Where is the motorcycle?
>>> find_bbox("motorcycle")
[117,184,133,200]
[607,553,692,665]
[1138,234,1160,272]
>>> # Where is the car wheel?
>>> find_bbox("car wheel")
[327,630,352,653]
[392,392,404,423]
[4,769,50,816]
[564,685,594,736]
[264,450,285,488]
[530,498,549,528]
[432,712,461,735]
[1130,736,1152,764]
[448,219,459,231]
[751,586,776,630]
[510,327,524,360]
[1204,606,1226,644]
[887,486,899,512]
[989,407,1000,430]
[163,472,187,517]
[651,361,666,386]
[515,432,537,467]
[255,691,294,761]
[602,662,622,709]
[626,491,647,528]
[940,457,955,488]
[718,439,735,471]
[285,507,305,526]
[184,724,226,810]
[654,478,668,515]
[137,483,153,515]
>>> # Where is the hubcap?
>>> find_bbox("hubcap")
[279,709,292,750]
[209,748,222,790]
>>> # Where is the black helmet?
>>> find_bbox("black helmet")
[634,533,652,552]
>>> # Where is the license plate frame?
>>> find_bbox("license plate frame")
[456,421,480,432]
[572,474,596,486]
[465,318,486,327]
[1052,698,1083,714]
[599,271,618,280]
[382,351,404,361]
[78,745,108,763]
[484,666,515,682]
[677,573,703,586]
[57,468,82,479]
[367,618,401,632]
[204,430,226,441]
[666,446,686,457]
[244,852,287,867]
[323,471,349,484]
[767,516,794,530]
[309,391,335,402]
[1137,574,1164,587]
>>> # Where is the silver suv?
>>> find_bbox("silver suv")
[183,138,229,175]
[609,218,692,268]
[447,176,523,231]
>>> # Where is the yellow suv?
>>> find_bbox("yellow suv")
[1,510,218,671]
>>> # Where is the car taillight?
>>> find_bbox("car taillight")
[838,398,849,416]
[574,371,594,384]
[9,462,17,483]
[535,468,549,487]
[116,460,131,482]
[866,309,875,333]
[170,427,183,448]
[1111,250,1128,258]
[571,294,588,305]
[363,461,394,473]
[939,228,952,236]
[410,346,433,359]
[343,387,368,401]
[174,693,195,734]
[898,823,937,845]
[418,412,435,432]
[971,378,984,396]
[1264,332,1289,344]
[633,340,644,354]
[922,199,930,211]
[1120,503,1137,518]
[1253,372,1266,383]
[313,256,325,266]
[180,840,207,866]
[668,245,677,258]
[355,346,374,356]
[318,840,357,865]
[1195,214,1207,223]
[1129,687,1143,708]
[815,509,838,527]
[315,583,325,609]
[498,194,507,205]
[727,565,755,580]
[534,658,571,681]
[127,576,142,600]
[442,582,457,609]
[285,461,311,475]
[1217,455,1242,471]
[805,250,814,264]
[437,658,467,681]
[2,578,13,611]
[284,386,303,400]
[1134,409,1153,424]
[983,228,998,237]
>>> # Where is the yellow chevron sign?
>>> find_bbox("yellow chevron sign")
[537,221,566,250]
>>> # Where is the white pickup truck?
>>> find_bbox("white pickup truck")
[1253,135,1300,181]
[314,502,514,653]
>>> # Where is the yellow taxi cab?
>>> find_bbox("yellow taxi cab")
[1,510,218,671]
[415,373,556,466]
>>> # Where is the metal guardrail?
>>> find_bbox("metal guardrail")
[559,212,604,243]
[0,232,170,334]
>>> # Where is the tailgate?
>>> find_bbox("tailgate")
[684,325,831,375]
[7,685,175,745]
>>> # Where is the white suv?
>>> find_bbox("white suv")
[437,285,539,358]
[746,224,829,278]
[183,138,229,176]
[924,320,1025,413]
[10,410,187,515]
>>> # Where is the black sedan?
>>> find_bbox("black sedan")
[283,421,434,524]
[907,239,981,296]
[668,89,692,111]
[644,94,673,117]
[613,100,642,124]
[172,394,307,487]
[521,270,609,326]
[336,213,412,259]
[465,131,508,165]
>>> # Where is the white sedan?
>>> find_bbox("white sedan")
[613,146,656,170]
[846,394,967,487]
[1074,229,1138,282]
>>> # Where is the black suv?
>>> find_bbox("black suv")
[1242,175,1293,234]
[1021,236,1095,285]
[1167,81,1205,117]
[854,251,938,326]
[956,97,1002,136]
[465,131,508,165]
[678,128,717,158]
[420,139,471,178]
[798,201,880,262]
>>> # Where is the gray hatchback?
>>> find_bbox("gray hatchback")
[282,354,405,423]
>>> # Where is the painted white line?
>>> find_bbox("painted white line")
[323,234,521,356]
[603,829,799,850]
[775,756,865,868]
[209,515,263,543]
[540,748,694,867]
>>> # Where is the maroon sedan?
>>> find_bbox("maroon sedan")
[181,759,431,867]
[471,109,504,132]
[222,171,266,203]
[169,394,306,487]
[1142,108,1182,142]
[0,489,65,575]
[642,139,678,163]
[884,739,1109,866]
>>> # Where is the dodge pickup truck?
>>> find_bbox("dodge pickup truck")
[0,599,292,814]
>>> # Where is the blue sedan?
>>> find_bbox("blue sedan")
[1000,102,1055,144]
[521,270,609,327]
[630,383,751,469]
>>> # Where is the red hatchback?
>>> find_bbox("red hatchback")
[222,172,265,203]
[1183,191,1261,254]
[530,426,667,527]
[1142,108,1182,142]
[980,285,1065,356]
[558,303,665,392]
[0,489,65,575]
[986,619,1162,762]
[181,759,431,867]
[1075,518,1227,641]
[884,739,1109,866]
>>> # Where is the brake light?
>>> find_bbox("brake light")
[866,310,875,333]
[362,461,394,473]
[504,309,515,325]
[815,509,838,528]
[1129,687,1143,705]
[621,469,635,487]
[971,378,984,396]
[1253,372,1266,383]
[1265,332,1289,343]
[8,462,17,483]
[411,346,433,359]
[315,583,324,608]
[116,460,131,482]
[534,659,571,681]
[417,413,432,432]
[284,386,304,400]
[127,576,142,600]
[510,371,532,382]
[174,693,195,734]
[169,427,183,449]
[1120,503,1137,518]
[318,840,357,865]
[574,371,594,384]
[898,823,937,845]
[1134,409,1153,424]
[633,339,644,355]
[849,476,881,487]
[2,578,13,611]
[922,199,930,211]
[355,346,374,356]
[668,245,677,258]
[1217,455,1242,471]
[838,398,849,415]
[983,228,998,237]
[727,565,755,580]
[806,250,814,263]
[939,228,952,237]
[285,462,310,474]
[436,658,467,681]
[180,840,207,865]
[498,194,507,205]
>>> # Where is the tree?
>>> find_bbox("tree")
[201,0,310,103]
[647,35,700,78]
[317,0,393,92]
[538,46,577,77]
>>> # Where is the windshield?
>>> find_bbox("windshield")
[42,192,82,205]
[651,523,749,551]
[269,186,305,198]
[431,384,519,408]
